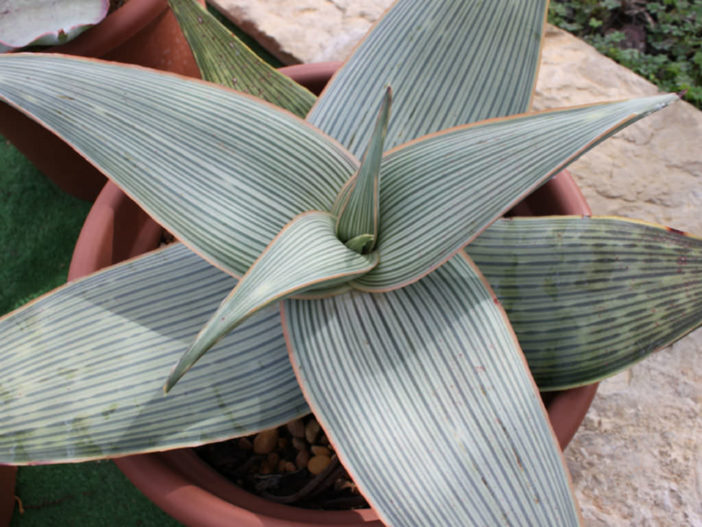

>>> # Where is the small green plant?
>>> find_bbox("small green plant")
[0,0,699,524]
[0,0,109,53]
[549,0,702,108]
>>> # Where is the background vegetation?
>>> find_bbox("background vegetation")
[549,0,702,108]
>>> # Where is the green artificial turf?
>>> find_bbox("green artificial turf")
[11,462,181,527]
[0,136,181,526]
[0,139,91,314]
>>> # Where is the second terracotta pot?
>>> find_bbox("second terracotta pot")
[67,62,598,527]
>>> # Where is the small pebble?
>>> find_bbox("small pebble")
[292,437,307,451]
[259,459,273,475]
[334,479,355,492]
[295,449,311,470]
[266,452,279,467]
[305,420,321,444]
[253,429,279,454]
[238,437,252,450]
[286,418,305,438]
[281,461,296,473]
[310,445,330,457]
[307,455,331,475]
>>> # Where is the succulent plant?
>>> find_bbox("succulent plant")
[0,0,109,53]
[0,0,700,524]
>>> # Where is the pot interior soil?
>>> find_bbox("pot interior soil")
[196,417,367,510]
[195,382,577,511]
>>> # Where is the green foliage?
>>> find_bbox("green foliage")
[549,0,702,108]
[11,461,180,527]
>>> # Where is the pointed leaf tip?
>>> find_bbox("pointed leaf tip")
[345,233,376,253]
[164,365,185,394]
[167,0,315,116]
[468,216,702,390]
[336,88,392,246]
[165,212,379,390]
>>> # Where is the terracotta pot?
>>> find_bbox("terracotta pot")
[0,466,16,527]
[0,0,203,202]
[67,62,598,527]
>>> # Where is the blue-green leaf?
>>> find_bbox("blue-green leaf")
[0,244,307,464]
[0,53,357,277]
[284,254,579,526]
[308,0,549,156]
[467,216,702,390]
[335,87,391,249]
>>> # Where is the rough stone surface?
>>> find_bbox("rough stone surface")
[210,2,701,524]
[536,25,702,527]
[208,0,390,64]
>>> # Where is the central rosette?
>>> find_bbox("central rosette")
[165,89,392,391]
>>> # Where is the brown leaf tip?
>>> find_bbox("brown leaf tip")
[666,226,687,236]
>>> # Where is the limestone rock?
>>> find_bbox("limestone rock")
[208,0,391,64]
[209,2,701,524]
[536,25,702,527]
[536,25,702,233]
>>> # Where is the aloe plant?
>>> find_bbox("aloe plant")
[0,0,700,524]
[0,0,109,53]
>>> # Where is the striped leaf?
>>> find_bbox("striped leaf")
[0,243,308,464]
[167,0,315,117]
[0,54,357,277]
[466,216,702,390]
[307,0,549,156]
[284,254,579,526]
[352,95,678,292]
[165,211,379,391]
[336,87,391,250]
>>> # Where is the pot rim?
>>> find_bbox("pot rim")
[0,466,17,526]
[68,61,598,527]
